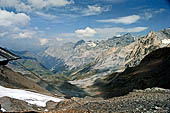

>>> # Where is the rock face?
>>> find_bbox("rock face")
[0,65,49,94]
[0,97,39,112]
[125,29,170,67]
[69,28,170,92]
[94,47,170,98]
[39,33,135,73]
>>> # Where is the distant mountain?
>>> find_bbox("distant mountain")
[105,33,134,47]
[39,33,135,74]
[38,29,170,82]
[73,40,85,49]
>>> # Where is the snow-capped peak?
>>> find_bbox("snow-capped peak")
[86,41,97,47]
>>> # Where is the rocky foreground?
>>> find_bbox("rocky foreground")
[41,88,170,113]
[1,87,170,113]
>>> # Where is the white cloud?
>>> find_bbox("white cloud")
[154,8,165,13]
[75,27,96,38]
[95,27,148,38]
[0,9,30,27]
[82,5,110,16]
[97,15,140,24]
[125,27,148,32]
[95,0,127,3]
[56,37,64,41]
[39,38,48,45]
[142,8,165,20]
[0,32,8,37]
[0,0,73,13]
[36,12,57,20]
[0,0,32,12]
[27,0,74,9]
[57,26,147,40]
[143,12,153,20]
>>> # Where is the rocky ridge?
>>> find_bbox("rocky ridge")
[40,33,135,73]
[69,28,170,93]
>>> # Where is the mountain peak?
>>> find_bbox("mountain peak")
[123,33,132,37]
[147,31,156,37]
[73,40,85,49]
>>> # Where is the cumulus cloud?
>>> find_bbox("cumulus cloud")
[82,5,110,16]
[94,0,127,3]
[75,27,96,38]
[28,0,74,9]
[0,0,32,12]
[57,26,147,40]
[0,0,74,13]
[0,9,30,27]
[97,15,140,24]
[39,38,48,45]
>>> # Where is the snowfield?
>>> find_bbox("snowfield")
[0,86,62,107]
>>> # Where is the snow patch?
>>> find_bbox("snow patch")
[1,108,6,112]
[0,86,62,107]
[116,34,121,37]
[44,109,48,112]
[162,39,170,44]
[86,42,96,47]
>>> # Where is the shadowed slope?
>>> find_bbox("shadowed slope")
[94,47,170,98]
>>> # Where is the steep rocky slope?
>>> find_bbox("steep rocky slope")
[0,65,49,94]
[69,28,170,94]
[94,47,170,98]
[8,50,53,76]
[0,65,88,99]
[125,29,170,67]
[0,66,88,112]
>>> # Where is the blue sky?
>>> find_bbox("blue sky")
[0,0,170,51]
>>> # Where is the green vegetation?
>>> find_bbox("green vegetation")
[11,50,53,76]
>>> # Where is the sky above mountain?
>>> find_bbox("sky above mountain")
[0,0,170,51]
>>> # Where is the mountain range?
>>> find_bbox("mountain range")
[1,28,170,112]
